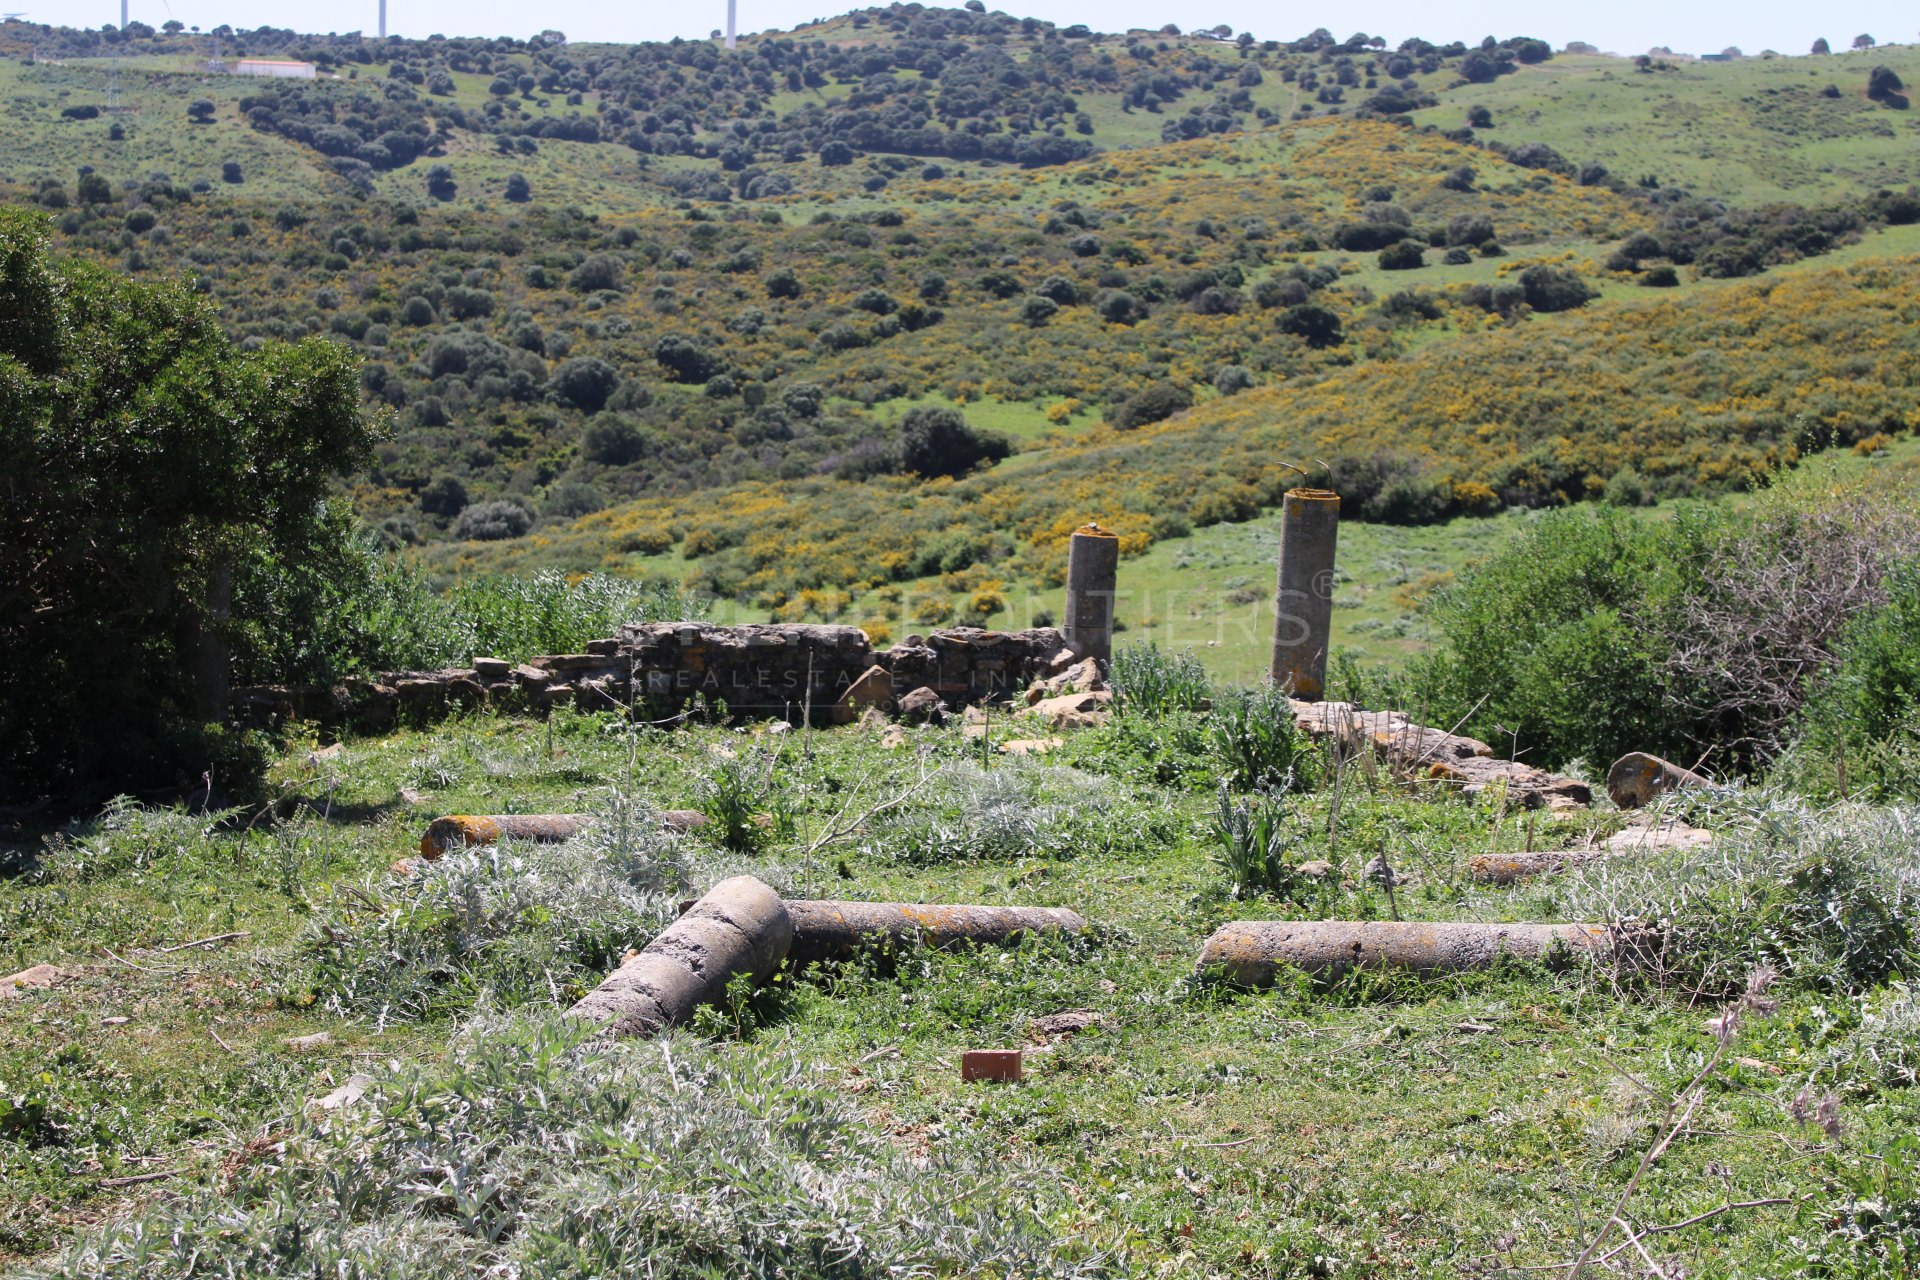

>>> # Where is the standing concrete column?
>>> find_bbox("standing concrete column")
[1270,489,1340,700]
[1062,523,1119,662]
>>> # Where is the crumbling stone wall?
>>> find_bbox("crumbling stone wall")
[231,624,1071,731]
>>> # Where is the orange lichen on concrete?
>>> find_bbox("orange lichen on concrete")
[418,814,589,858]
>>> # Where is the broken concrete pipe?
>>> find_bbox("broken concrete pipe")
[1606,752,1710,809]
[568,875,793,1038]
[417,810,706,858]
[1063,523,1120,663]
[783,900,1089,967]
[1270,489,1340,702]
[1196,919,1612,986]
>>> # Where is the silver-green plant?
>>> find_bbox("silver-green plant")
[303,793,696,1026]
[34,1016,1104,1279]
[1212,781,1304,899]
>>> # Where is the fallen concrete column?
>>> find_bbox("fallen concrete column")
[1469,851,1608,885]
[1270,489,1341,701]
[1472,817,1713,883]
[1196,919,1612,985]
[1063,524,1120,663]
[1607,753,1710,809]
[417,810,709,859]
[419,814,591,859]
[784,900,1088,966]
[568,876,793,1038]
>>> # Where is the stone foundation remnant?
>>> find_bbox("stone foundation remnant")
[568,875,794,1037]
[234,624,1074,733]
[783,900,1089,966]
[1270,488,1341,701]
[1063,523,1120,663]
[1607,752,1710,809]
[1196,919,1613,985]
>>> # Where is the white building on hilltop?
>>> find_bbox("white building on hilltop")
[231,59,316,79]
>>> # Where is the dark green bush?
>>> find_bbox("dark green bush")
[1110,381,1193,429]
[1417,507,1695,770]
[1,209,373,802]
[454,499,534,541]
[1794,561,1920,798]
[897,406,1009,478]
[1207,683,1321,792]
[1378,240,1426,270]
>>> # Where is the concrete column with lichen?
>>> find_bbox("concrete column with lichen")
[1270,489,1340,700]
[1062,523,1119,662]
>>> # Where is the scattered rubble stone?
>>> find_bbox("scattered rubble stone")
[897,687,948,725]
[1290,699,1591,809]
[836,664,894,722]
[961,1048,1024,1082]
[0,964,65,999]
[314,1073,376,1112]
[1606,814,1713,853]
[1028,1009,1103,1040]
[1024,689,1113,731]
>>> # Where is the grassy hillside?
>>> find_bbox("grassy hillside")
[5,9,1920,655]
[1413,47,1920,205]
[415,254,1920,634]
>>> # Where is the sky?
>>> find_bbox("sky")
[63,1,1920,59]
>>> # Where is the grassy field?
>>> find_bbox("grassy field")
[4,693,1918,1275]
[1411,48,1920,205]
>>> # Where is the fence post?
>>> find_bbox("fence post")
[1270,489,1340,700]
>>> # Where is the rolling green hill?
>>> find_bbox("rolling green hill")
[5,8,1920,664]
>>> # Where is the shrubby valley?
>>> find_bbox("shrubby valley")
[5,8,1920,1278]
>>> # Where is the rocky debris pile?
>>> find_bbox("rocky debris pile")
[1288,699,1593,810]
[1,963,67,1000]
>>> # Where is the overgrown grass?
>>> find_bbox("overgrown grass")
[8,707,1920,1273]
[1110,643,1213,716]
[30,1016,1100,1280]
[1486,792,1920,996]
[300,793,694,1027]
[240,539,705,685]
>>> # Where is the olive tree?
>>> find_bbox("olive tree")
[0,208,375,798]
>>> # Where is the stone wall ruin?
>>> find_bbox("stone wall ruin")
[231,623,1073,732]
